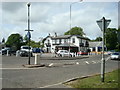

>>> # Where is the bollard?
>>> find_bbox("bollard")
[35,53,39,65]
[7,50,9,56]
[62,53,64,57]
[16,50,19,57]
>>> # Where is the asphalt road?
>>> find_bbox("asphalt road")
[1,54,119,88]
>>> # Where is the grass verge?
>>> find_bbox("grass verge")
[65,69,120,88]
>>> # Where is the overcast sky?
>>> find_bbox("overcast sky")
[0,0,119,42]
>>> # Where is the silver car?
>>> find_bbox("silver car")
[110,52,120,60]
[57,50,75,57]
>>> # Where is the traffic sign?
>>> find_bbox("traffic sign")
[97,17,111,31]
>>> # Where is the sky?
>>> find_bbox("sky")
[0,0,119,42]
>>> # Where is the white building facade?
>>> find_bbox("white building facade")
[43,35,89,53]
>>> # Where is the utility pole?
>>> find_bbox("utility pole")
[69,0,83,57]
[25,3,33,65]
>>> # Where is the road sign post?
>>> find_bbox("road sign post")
[96,17,111,82]
[25,3,34,65]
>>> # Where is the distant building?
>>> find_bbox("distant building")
[0,42,5,50]
[89,41,106,53]
[43,34,89,53]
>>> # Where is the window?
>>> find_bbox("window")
[59,39,61,44]
[55,40,57,44]
[72,38,75,43]
[48,40,50,43]
[64,39,67,43]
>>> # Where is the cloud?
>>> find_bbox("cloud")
[1,2,118,42]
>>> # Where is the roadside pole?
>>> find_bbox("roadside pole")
[101,17,105,82]
[25,3,33,65]
[96,17,111,82]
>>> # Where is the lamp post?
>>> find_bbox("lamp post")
[69,0,83,56]
[96,17,111,82]
[25,2,33,65]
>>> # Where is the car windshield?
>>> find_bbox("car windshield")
[112,53,119,55]
[23,47,31,49]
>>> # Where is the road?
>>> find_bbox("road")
[1,54,119,88]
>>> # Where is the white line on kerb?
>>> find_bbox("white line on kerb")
[0,67,45,70]
[39,82,62,88]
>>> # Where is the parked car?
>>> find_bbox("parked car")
[56,50,75,57]
[0,48,14,55]
[77,51,88,55]
[106,50,115,55]
[110,52,120,60]
[32,48,44,53]
[19,46,33,57]
[21,46,32,52]
[19,50,33,57]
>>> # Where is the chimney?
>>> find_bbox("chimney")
[48,33,51,36]
[55,32,57,37]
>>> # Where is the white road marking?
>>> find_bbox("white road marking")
[92,61,96,64]
[48,63,53,67]
[85,61,89,64]
[106,56,110,61]
[76,62,79,65]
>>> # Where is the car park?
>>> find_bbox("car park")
[110,52,120,60]
[56,50,75,57]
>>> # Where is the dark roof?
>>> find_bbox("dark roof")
[52,35,71,39]
[44,35,89,40]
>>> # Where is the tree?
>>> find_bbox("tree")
[116,27,120,51]
[91,37,102,41]
[29,40,40,48]
[105,28,118,50]
[5,33,23,50]
[64,26,85,36]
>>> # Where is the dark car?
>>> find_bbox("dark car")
[32,48,44,53]
[19,50,33,57]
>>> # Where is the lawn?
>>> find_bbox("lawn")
[65,69,120,88]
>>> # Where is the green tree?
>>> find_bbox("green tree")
[6,33,23,50]
[105,28,118,50]
[25,40,41,48]
[64,26,85,36]
[116,27,120,51]
[91,37,102,41]
[95,37,102,41]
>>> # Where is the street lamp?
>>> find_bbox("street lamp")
[25,2,33,65]
[69,0,83,56]
[96,17,111,82]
